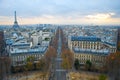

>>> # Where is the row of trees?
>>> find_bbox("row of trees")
[50,28,59,50]
[45,46,57,69]
[74,59,93,71]
[11,57,47,72]
[60,28,74,70]
[118,41,120,50]
[61,49,74,70]
[45,28,59,79]
[60,28,68,51]
[45,28,58,68]
[106,50,120,80]
[11,56,47,80]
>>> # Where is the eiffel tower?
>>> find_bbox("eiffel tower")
[13,11,19,29]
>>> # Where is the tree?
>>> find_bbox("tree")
[50,28,59,49]
[23,56,35,80]
[118,41,120,50]
[61,58,71,70]
[62,44,66,51]
[85,60,92,71]
[45,38,49,41]
[25,62,34,71]
[0,57,11,80]
[99,74,107,80]
[61,49,74,70]
[36,62,41,70]
[36,58,46,70]
[26,56,35,70]
[45,46,57,66]
[106,50,120,80]
[14,66,20,80]
[26,56,35,62]
[35,58,48,80]
[74,59,80,70]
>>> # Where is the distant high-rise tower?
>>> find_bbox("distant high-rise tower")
[0,31,7,56]
[118,28,120,41]
[117,28,120,50]
[13,11,19,29]
[0,31,10,80]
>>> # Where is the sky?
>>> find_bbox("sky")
[0,0,120,25]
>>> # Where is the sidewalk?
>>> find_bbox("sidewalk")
[9,71,49,80]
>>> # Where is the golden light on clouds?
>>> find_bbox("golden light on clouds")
[0,13,120,25]
[85,13,115,19]
[84,13,120,25]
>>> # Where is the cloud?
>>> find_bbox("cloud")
[85,13,115,19]
[0,0,120,25]
[82,12,120,25]
[0,0,120,17]
[0,16,13,24]
[1,13,120,25]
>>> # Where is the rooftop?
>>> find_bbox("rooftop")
[10,46,47,54]
[104,41,116,47]
[73,47,109,55]
[71,36,101,42]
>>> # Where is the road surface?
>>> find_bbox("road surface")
[54,28,67,80]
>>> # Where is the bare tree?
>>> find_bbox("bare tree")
[106,51,120,80]
[61,49,74,70]
[0,57,11,80]
[45,46,57,66]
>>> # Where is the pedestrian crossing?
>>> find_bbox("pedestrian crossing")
[56,69,66,72]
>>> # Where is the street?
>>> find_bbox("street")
[54,28,67,80]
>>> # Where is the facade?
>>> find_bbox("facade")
[103,42,116,53]
[69,36,102,50]
[74,48,108,67]
[69,36,116,67]
[31,29,51,46]
[31,32,40,46]
[10,46,47,66]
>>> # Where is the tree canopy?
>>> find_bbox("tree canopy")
[85,60,92,71]
[106,50,120,80]
[61,49,74,70]
[74,59,80,70]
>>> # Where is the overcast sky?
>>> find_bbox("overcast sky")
[0,0,120,25]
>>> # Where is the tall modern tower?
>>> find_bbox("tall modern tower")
[0,31,10,80]
[13,11,19,29]
[0,31,6,56]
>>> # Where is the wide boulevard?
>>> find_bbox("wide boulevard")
[54,28,67,80]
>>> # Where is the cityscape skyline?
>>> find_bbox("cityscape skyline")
[0,1,120,80]
[0,0,120,25]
